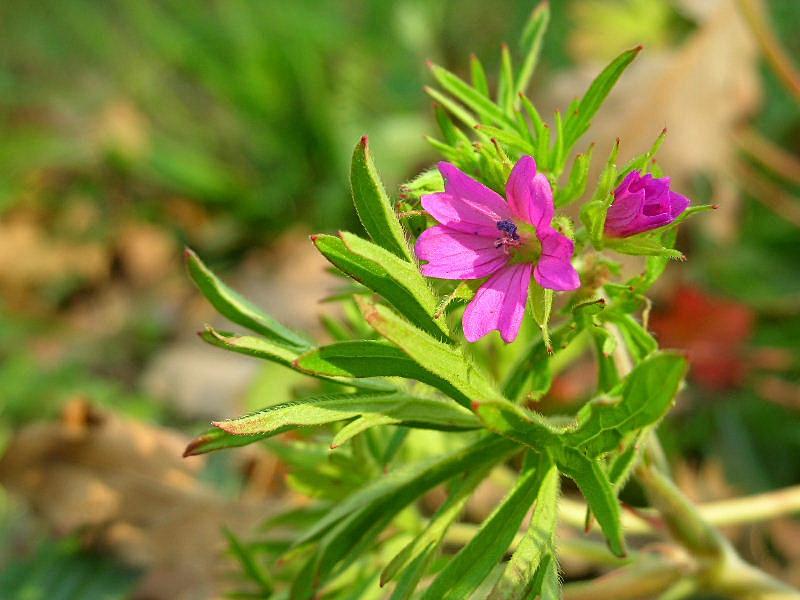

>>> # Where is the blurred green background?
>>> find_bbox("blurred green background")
[0,0,798,598]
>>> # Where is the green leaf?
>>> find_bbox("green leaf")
[474,400,563,449]
[199,326,392,392]
[619,127,667,178]
[183,427,269,457]
[425,86,478,129]
[539,556,562,599]
[185,248,310,349]
[420,455,545,599]
[497,43,516,116]
[429,62,514,128]
[340,232,446,331]
[564,46,642,152]
[312,234,447,340]
[580,140,619,246]
[357,297,503,406]
[608,432,643,491]
[489,457,559,600]
[502,324,580,401]
[604,313,657,363]
[554,448,625,557]
[555,145,593,207]
[293,437,519,595]
[475,124,535,154]
[520,94,545,143]
[564,352,688,456]
[224,528,273,594]
[350,136,413,261]
[382,467,489,589]
[530,282,553,353]
[590,326,620,393]
[294,436,514,547]
[295,340,470,406]
[213,392,480,438]
[330,414,399,448]
[470,53,490,97]
[515,1,550,99]
[604,234,685,259]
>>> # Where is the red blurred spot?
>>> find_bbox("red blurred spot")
[650,285,755,390]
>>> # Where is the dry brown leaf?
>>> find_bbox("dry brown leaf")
[546,0,760,241]
[0,214,110,309]
[0,400,280,600]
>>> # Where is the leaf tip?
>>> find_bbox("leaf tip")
[359,134,369,147]
[182,436,206,457]
[211,420,237,435]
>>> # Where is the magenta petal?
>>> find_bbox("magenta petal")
[462,263,532,343]
[421,162,511,235]
[669,191,690,218]
[606,171,690,237]
[505,155,554,228]
[415,226,508,279]
[534,228,580,291]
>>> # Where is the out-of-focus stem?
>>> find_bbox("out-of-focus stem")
[737,0,800,102]
[559,484,800,535]
[736,158,800,229]
[636,444,800,598]
[562,555,691,600]
[736,128,800,187]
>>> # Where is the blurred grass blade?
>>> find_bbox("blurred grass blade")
[350,136,414,261]
[515,2,550,99]
[564,46,642,152]
[185,248,311,349]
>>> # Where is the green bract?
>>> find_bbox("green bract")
[184,4,703,597]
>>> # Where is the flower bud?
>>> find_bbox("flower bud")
[604,171,689,237]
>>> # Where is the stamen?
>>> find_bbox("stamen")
[495,219,521,254]
[496,219,520,240]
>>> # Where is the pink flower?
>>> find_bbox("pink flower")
[415,156,580,343]
[604,171,690,237]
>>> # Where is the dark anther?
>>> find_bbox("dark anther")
[496,219,520,240]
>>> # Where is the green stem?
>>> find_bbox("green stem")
[635,441,800,598]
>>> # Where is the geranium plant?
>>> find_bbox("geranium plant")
[183,4,794,598]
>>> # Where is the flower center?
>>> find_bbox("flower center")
[495,219,541,263]
[495,219,521,252]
